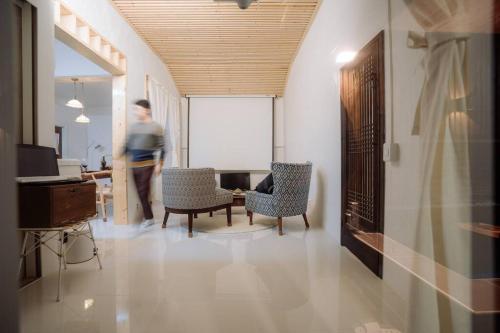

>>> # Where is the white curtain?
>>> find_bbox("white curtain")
[147,75,181,201]
[406,0,474,330]
[166,95,181,169]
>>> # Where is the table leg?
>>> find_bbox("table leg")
[57,230,63,302]
[87,221,102,270]
[60,232,68,270]
[18,232,29,277]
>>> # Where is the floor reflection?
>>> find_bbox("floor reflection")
[19,213,404,333]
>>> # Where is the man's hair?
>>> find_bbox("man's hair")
[134,99,151,110]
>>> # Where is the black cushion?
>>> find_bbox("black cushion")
[255,173,274,194]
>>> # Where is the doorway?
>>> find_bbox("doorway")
[54,39,114,219]
[53,1,128,225]
[340,31,385,277]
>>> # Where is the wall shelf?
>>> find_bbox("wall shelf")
[354,232,500,314]
[54,1,126,75]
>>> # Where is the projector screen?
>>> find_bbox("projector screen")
[189,97,273,170]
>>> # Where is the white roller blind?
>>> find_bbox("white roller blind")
[189,97,273,170]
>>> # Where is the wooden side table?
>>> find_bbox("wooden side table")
[232,193,246,207]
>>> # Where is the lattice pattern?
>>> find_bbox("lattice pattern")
[344,53,380,227]
[162,168,233,210]
[246,162,312,217]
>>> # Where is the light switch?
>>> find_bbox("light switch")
[383,143,399,162]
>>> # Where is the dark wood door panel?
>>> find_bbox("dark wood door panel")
[341,31,385,277]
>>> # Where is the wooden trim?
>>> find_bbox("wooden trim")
[31,4,37,144]
[54,1,126,75]
[377,31,386,237]
[111,75,128,225]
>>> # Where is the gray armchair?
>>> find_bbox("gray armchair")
[162,168,233,237]
[246,162,312,235]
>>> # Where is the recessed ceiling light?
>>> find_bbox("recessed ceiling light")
[336,51,357,64]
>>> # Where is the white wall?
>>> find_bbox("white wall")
[180,96,285,188]
[87,113,113,171]
[54,104,88,161]
[283,0,388,236]
[54,39,108,77]
[55,105,112,171]
[283,0,483,331]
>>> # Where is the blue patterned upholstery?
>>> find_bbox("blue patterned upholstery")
[162,168,233,210]
[246,162,312,217]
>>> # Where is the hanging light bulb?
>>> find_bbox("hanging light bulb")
[66,78,84,109]
[75,112,90,123]
[75,82,90,123]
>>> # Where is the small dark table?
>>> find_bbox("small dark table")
[232,193,246,207]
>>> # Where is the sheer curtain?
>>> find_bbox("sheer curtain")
[167,95,181,169]
[146,75,181,201]
[405,0,476,330]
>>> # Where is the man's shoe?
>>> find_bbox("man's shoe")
[140,219,155,228]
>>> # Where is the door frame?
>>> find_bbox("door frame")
[340,31,386,277]
[53,2,129,224]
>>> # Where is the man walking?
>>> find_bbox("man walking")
[123,99,165,228]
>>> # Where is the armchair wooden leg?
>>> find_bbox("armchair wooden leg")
[226,205,232,227]
[194,213,198,219]
[302,213,310,229]
[162,210,170,229]
[278,217,283,236]
[209,211,213,217]
[188,213,193,238]
[248,211,253,225]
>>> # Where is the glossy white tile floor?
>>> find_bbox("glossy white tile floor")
[19,212,405,333]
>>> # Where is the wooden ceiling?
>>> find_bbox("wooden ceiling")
[111,0,320,96]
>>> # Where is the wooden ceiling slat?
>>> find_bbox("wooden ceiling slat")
[112,0,320,95]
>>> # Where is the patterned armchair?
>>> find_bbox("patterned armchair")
[162,168,233,237]
[246,162,312,236]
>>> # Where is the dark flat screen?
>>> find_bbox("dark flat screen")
[17,144,59,177]
[220,172,250,191]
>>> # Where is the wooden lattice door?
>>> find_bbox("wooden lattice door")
[340,31,385,277]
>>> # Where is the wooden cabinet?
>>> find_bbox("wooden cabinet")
[18,182,96,228]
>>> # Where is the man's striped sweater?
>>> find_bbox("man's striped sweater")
[123,121,165,168]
